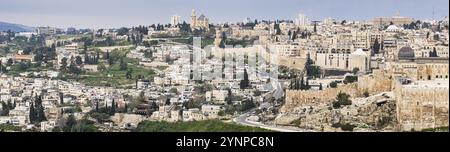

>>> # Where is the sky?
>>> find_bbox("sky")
[0,0,448,29]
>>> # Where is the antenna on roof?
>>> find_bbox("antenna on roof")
[432,6,435,20]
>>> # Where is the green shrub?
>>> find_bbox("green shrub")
[135,120,270,132]
[329,81,338,88]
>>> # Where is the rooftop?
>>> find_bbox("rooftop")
[402,79,449,89]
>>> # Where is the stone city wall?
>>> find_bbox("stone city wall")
[394,81,449,131]
[357,69,393,94]
[281,83,359,114]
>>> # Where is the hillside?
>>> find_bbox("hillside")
[135,120,271,132]
[0,21,35,32]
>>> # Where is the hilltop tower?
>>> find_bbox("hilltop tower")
[191,9,197,28]
[214,28,222,47]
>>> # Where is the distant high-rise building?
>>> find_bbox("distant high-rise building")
[170,15,181,26]
[323,17,335,25]
[295,13,310,26]
[191,9,197,27]
[371,11,413,26]
[37,26,59,35]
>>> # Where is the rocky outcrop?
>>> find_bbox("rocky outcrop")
[111,113,147,128]
[280,83,359,114]
[274,92,398,131]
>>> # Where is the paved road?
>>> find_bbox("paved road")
[233,109,313,132]
[232,79,313,132]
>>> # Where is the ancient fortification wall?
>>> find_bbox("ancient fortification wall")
[394,81,449,131]
[357,69,393,94]
[281,83,359,113]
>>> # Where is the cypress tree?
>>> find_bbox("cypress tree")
[29,102,36,123]
[289,79,293,89]
[300,78,305,90]
[292,30,297,41]
[124,103,128,113]
[111,99,116,115]
[84,53,89,64]
[1,101,9,116]
[274,23,281,35]
[96,52,100,63]
[314,23,317,33]
[226,88,233,105]
[431,48,438,57]
[95,101,99,112]
[240,68,250,89]
[373,38,380,54]
[35,96,47,122]
[7,100,12,110]
[106,50,110,59]
[59,92,64,105]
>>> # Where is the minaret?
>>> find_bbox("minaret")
[191,9,197,28]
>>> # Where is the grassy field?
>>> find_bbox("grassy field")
[79,49,156,88]
[0,124,22,132]
[135,120,271,132]
[5,62,56,76]
[421,126,449,132]
[80,59,155,88]
[171,37,214,48]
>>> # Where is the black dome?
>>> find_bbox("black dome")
[398,47,415,60]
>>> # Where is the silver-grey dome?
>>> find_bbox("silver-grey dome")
[398,47,415,60]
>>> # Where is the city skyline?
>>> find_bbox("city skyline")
[0,0,448,29]
[0,0,449,135]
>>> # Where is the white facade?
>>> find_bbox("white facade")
[201,105,224,116]
[170,15,181,26]
[295,13,310,26]
[349,49,370,72]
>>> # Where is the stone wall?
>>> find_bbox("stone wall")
[296,100,397,131]
[387,60,449,81]
[276,67,449,131]
[280,83,359,114]
[111,113,146,127]
[394,80,449,131]
[357,69,393,94]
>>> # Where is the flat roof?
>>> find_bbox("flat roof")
[402,79,449,89]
